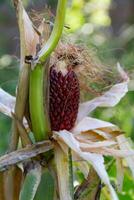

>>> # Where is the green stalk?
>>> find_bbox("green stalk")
[38,0,67,62]
[29,63,50,141]
[29,0,67,141]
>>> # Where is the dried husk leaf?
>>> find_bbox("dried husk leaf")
[0,88,15,117]
[80,146,134,157]
[54,130,118,200]
[73,117,115,135]
[54,144,72,200]
[116,158,124,192]
[77,79,128,122]
[14,0,39,61]
[79,140,116,149]
[0,171,5,200]
[0,140,53,171]
[117,135,134,177]
[76,128,122,143]
[76,130,105,143]
[3,166,23,200]
[13,166,23,200]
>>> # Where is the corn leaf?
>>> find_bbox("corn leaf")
[34,169,55,200]
[19,163,41,200]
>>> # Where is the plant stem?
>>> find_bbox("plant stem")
[29,0,67,141]
[10,64,30,150]
[37,0,67,62]
[11,0,31,151]
[29,62,50,141]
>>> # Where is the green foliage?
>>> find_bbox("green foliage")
[0,55,18,155]
[19,165,41,200]
[0,113,11,155]
[34,169,55,200]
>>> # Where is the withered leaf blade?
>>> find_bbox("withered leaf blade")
[0,140,53,171]
[54,144,72,200]
[0,171,5,200]
[13,0,39,61]
[3,166,23,200]
[77,78,128,122]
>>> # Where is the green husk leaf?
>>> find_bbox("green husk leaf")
[19,164,41,200]
[34,169,55,200]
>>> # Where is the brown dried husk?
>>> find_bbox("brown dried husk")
[29,7,54,27]
[50,42,124,102]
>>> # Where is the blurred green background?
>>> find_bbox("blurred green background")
[0,0,134,199]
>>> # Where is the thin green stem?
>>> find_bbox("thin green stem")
[37,0,67,62]
[29,0,67,141]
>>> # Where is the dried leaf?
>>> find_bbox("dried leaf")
[54,144,72,200]
[77,80,128,122]
[79,140,116,149]
[0,172,5,200]
[14,0,39,59]
[117,135,134,177]
[13,166,23,200]
[116,158,124,192]
[0,88,15,117]
[3,166,23,200]
[0,140,53,171]
[77,130,106,142]
[54,130,118,200]
[98,127,122,138]
[80,146,134,157]
[73,117,115,135]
